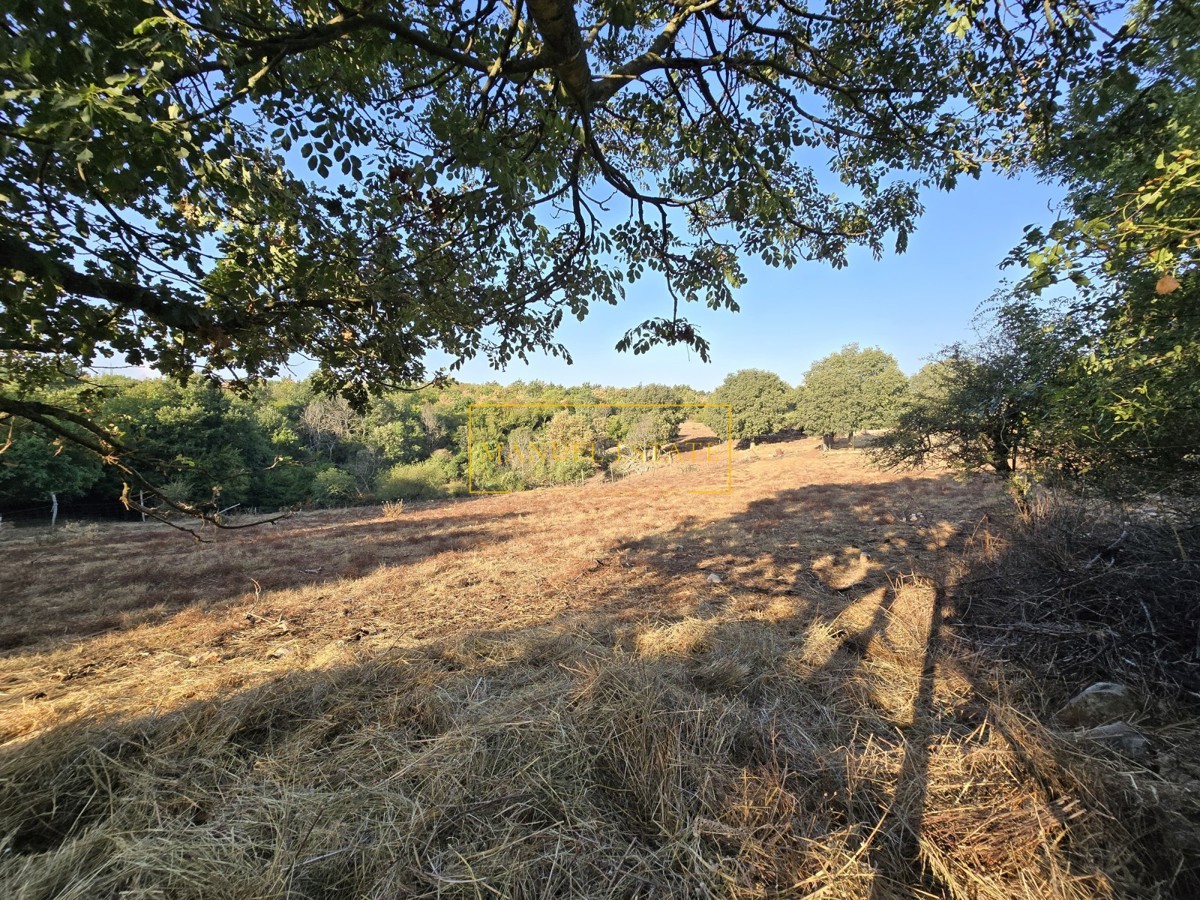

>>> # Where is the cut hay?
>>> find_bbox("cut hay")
[0,438,1196,897]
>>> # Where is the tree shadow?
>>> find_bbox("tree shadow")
[602,476,980,895]
[0,502,527,652]
[0,474,1187,896]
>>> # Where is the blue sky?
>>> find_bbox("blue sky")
[431,171,1064,391]
[101,169,1064,390]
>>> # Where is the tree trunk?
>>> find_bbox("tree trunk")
[524,0,594,107]
[821,432,835,452]
[49,491,58,529]
[991,436,1012,474]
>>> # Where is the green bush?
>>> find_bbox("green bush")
[375,451,459,501]
[312,467,357,505]
[549,455,598,484]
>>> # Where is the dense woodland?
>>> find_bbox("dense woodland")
[0,346,912,517]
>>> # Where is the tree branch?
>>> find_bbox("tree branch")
[0,234,236,335]
[523,0,595,107]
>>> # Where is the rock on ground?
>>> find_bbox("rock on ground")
[1057,682,1139,728]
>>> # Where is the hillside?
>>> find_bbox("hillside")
[0,438,1196,898]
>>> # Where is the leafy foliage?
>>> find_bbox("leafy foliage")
[312,467,358,506]
[0,376,737,513]
[875,287,1199,501]
[607,384,690,454]
[376,451,461,502]
[0,421,102,505]
[0,0,1122,514]
[996,0,1200,497]
[699,370,795,440]
[1016,0,1198,289]
[873,301,1075,478]
[795,345,908,440]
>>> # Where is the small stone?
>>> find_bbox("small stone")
[1058,682,1138,727]
[268,646,292,659]
[706,573,722,584]
[1081,721,1151,760]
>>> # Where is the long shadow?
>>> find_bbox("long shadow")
[2,474,1182,896]
[607,475,982,894]
[0,503,527,652]
[867,585,945,900]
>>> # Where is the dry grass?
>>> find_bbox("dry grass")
[0,436,1196,897]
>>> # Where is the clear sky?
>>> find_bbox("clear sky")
[94,169,1063,389]
[430,170,1063,391]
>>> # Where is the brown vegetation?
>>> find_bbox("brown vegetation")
[0,437,1196,897]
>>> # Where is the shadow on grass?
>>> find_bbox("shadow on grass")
[1,475,1195,898]
[0,503,527,652]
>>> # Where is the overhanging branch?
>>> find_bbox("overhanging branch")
[0,234,235,335]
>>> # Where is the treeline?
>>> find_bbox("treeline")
[0,346,919,516]
[0,378,709,513]
[14,310,1186,519]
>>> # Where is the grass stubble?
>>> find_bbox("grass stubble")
[0,436,1196,898]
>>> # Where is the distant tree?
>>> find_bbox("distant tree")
[609,384,688,456]
[699,370,795,441]
[541,410,605,480]
[312,467,357,506]
[796,346,908,446]
[907,360,958,404]
[418,402,442,446]
[0,422,103,510]
[97,379,277,508]
[872,299,1076,478]
[300,397,360,460]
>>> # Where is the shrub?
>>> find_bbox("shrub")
[311,467,357,505]
[549,455,598,484]
[375,451,459,501]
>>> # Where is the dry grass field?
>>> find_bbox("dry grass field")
[1,436,1197,898]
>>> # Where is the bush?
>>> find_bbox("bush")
[871,300,1076,482]
[375,451,459,501]
[549,455,598,484]
[255,463,315,508]
[312,467,357,505]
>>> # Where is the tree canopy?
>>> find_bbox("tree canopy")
[0,0,1143,512]
[872,300,1075,475]
[2,2,1117,377]
[795,344,907,440]
[699,369,795,441]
